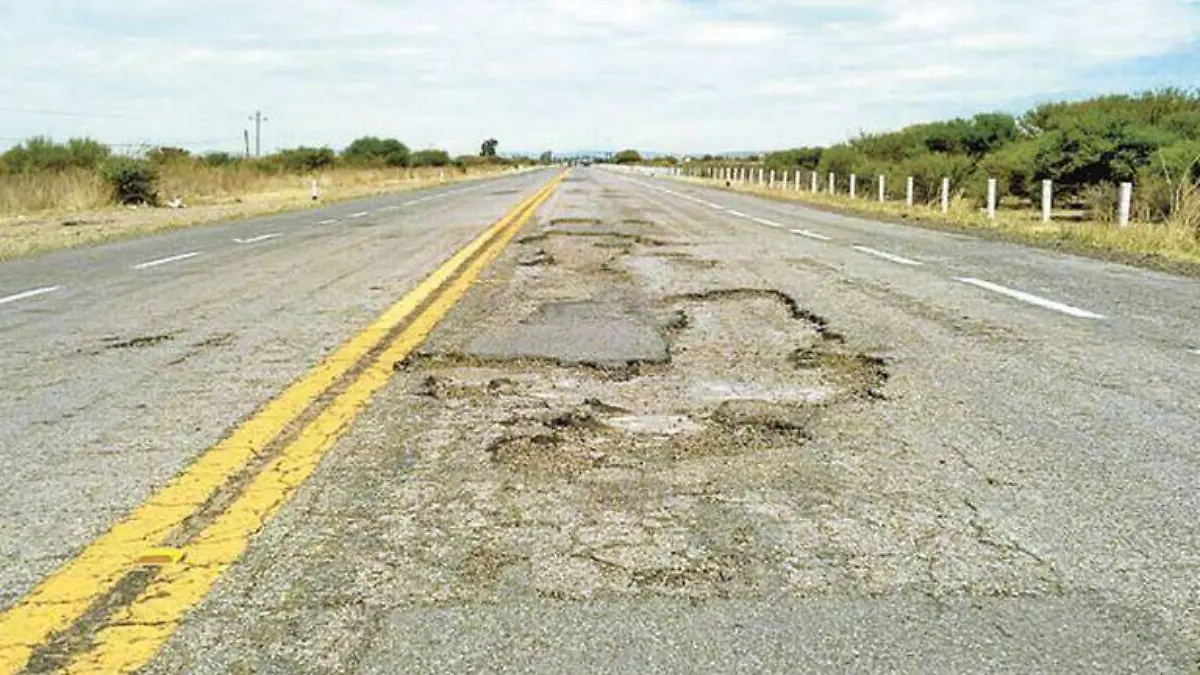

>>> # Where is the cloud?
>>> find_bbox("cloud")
[0,0,1196,154]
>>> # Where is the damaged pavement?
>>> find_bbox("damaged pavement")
[140,171,1197,673]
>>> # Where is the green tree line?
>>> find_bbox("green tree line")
[755,89,1200,220]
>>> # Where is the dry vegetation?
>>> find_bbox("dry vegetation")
[0,165,514,261]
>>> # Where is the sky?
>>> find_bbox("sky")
[1,0,1198,156]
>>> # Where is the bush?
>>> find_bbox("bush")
[342,137,409,167]
[102,158,159,206]
[411,149,451,167]
[201,152,239,167]
[1,136,112,173]
[274,147,336,172]
[146,146,191,165]
[614,149,643,164]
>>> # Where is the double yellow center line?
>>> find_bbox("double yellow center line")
[0,173,564,674]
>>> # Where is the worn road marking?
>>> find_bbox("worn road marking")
[347,211,370,219]
[317,218,338,225]
[791,229,831,241]
[0,286,61,306]
[705,201,724,210]
[750,216,783,228]
[59,174,565,675]
[232,233,281,244]
[955,277,1106,319]
[853,246,924,266]
[131,252,201,270]
[727,209,749,218]
[0,175,564,675]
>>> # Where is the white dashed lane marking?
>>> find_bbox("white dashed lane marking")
[233,233,281,244]
[132,252,202,270]
[0,286,61,306]
[791,229,831,241]
[853,246,924,266]
[955,277,1106,319]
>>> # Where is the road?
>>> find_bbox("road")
[1,166,1198,672]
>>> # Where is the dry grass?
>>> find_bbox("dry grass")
[0,169,110,213]
[687,178,1200,269]
[0,165,519,260]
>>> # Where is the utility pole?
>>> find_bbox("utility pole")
[248,111,268,157]
[243,129,251,158]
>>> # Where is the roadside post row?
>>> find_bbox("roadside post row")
[673,164,1135,228]
[608,169,1108,322]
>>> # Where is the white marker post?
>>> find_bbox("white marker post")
[1042,180,1052,222]
[878,175,886,202]
[769,170,776,189]
[849,174,857,199]
[987,178,997,220]
[941,178,950,213]
[906,177,914,207]
[828,173,835,195]
[759,168,765,186]
[811,171,818,193]
[1119,182,1133,227]
[311,179,320,201]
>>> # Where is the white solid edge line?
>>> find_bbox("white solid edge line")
[233,233,281,244]
[132,252,202,270]
[0,285,61,306]
[791,229,831,241]
[348,211,370,219]
[853,246,924,266]
[955,277,1106,319]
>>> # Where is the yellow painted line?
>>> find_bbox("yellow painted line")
[63,174,563,674]
[0,175,560,674]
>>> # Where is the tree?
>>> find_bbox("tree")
[481,138,499,157]
[614,149,643,164]
[539,151,553,164]
[342,136,409,167]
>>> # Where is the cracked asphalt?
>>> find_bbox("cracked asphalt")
[3,167,1199,673]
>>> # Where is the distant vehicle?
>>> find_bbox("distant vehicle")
[580,158,593,166]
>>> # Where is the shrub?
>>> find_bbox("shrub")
[342,137,409,167]
[1,136,112,173]
[411,149,451,167]
[201,151,239,167]
[614,149,643,164]
[102,158,160,206]
[274,147,336,172]
[145,146,192,165]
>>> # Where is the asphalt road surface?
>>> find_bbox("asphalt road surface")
[1,166,1197,673]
